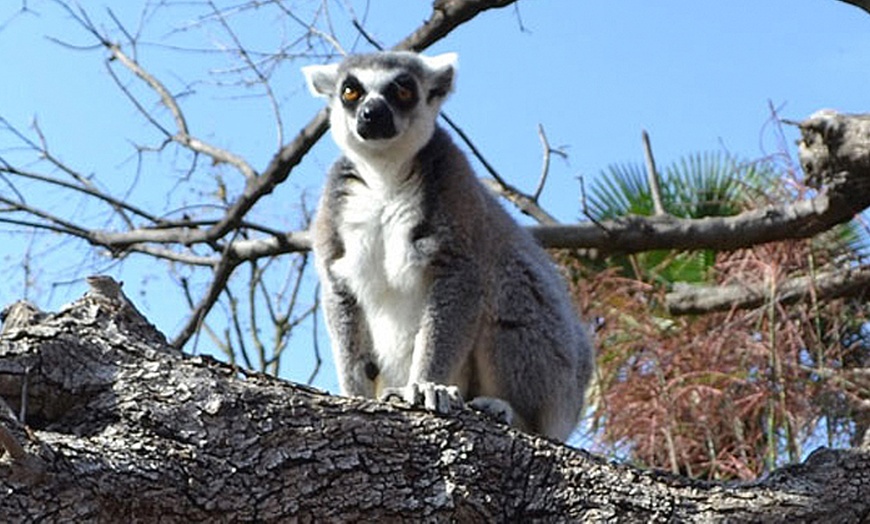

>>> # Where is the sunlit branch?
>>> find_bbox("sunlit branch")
[104,34,258,181]
[174,239,241,349]
[439,112,559,226]
[206,0,285,148]
[642,130,667,216]
[534,124,565,203]
[665,264,870,315]
[0,197,90,238]
[0,164,160,225]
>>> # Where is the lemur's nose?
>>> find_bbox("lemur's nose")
[357,99,396,140]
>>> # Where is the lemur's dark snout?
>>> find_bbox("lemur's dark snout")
[357,99,397,140]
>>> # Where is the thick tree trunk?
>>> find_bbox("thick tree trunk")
[1,285,868,522]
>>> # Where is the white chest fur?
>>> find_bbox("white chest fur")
[331,176,430,388]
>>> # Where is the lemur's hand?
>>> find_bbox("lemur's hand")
[381,382,464,415]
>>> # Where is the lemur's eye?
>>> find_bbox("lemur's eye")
[389,75,418,108]
[396,85,414,102]
[341,85,361,103]
[340,77,364,105]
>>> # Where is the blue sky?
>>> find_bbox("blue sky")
[1,1,868,399]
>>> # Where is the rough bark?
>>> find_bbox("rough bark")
[0,286,868,522]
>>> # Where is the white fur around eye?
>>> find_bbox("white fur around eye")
[328,68,444,191]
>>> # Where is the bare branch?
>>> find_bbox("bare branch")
[531,192,858,254]
[6,106,870,274]
[438,113,559,225]
[121,245,217,267]
[205,0,284,148]
[173,243,241,349]
[228,231,312,260]
[107,43,259,182]
[533,124,564,202]
[665,264,870,315]
[0,164,160,225]
[439,112,508,188]
[108,43,189,137]
[481,179,559,226]
[836,0,870,15]
[0,197,90,238]
[534,110,870,254]
[352,19,384,50]
[209,108,328,243]
[642,130,667,216]
[395,0,518,51]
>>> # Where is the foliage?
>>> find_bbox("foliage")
[567,154,870,479]
[586,153,772,285]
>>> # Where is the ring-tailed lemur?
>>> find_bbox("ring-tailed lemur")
[302,51,594,442]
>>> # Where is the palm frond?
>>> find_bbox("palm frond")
[587,152,776,285]
[587,163,655,219]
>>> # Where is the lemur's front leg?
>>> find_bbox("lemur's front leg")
[320,278,377,398]
[381,261,483,415]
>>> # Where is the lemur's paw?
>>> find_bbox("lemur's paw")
[468,396,515,426]
[380,382,463,415]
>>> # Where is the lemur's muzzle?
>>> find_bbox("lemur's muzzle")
[357,99,397,140]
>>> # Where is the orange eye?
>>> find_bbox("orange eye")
[396,85,413,102]
[342,86,361,102]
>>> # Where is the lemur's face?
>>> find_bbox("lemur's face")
[303,52,456,159]
[336,68,421,142]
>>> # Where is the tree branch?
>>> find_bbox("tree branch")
[836,0,870,15]
[106,43,259,182]
[1,290,867,521]
[395,0,518,51]
[173,238,241,349]
[481,178,560,225]
[439,113,558,225]
[534,124,565,202]
[0,163,160,225]
[531,191,850,254]
[5,109,869,267]
[665,264,870,315]
[532,110,870,255]
[642,129,667,216]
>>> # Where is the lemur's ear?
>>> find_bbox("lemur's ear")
[302,63,340,97]
[420,52,458,101]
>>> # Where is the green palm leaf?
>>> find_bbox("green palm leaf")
[586,152,774,284]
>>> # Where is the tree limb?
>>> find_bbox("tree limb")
[107,44,259,182]
[0,287,867,521]
[532,110,870,256]
[439,113,559,225]
[9,109,866,269]
[665,264,870,315]
[836,0,870,15]
[531,192,849,255]
[396,0,518,51]
[642,129,667,216]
